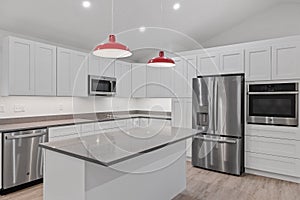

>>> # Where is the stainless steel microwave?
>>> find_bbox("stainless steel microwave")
[247,83,298,126]
[88,75,116,96]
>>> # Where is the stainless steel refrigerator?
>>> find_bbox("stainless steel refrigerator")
[192,74,244,175]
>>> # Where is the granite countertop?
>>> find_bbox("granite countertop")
[40,126,199,166]
[0,114,171,132]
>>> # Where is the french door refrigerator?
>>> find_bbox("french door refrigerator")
[192,74,244,175]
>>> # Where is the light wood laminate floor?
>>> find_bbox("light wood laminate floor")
[0,162,299,200]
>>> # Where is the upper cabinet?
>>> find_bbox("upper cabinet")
[173,57,187,97]
[57,48,88,97]
[1,37,56,96]
[219,49,244,74]
[197,52,220,76]
[88,55,115,77]
[245,46,272,81]
[131,64,147,98]
[115,61,132,98]
[197,49,244,76]
[245,40,300,81]
[272,41,300,80]
[185,55,197,97]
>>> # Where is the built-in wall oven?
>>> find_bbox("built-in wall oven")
[88,75,116,96]
[247,83,298,126]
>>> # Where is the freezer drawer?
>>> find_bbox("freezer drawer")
[192,135,243,175]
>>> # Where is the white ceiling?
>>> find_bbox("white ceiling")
[0,0,299,62]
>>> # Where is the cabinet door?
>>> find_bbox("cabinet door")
[245,47,271,81]
[171,99,185,127]
[146,66,161,97]
[197,53,220,76]
[34,43,57,96]
[100,58,115,77]
[8,37,35,95]
[173,58,187,98]
[88,55,101,75]
[115,61,132,97]
[185,56,197,97]
[160,67,173,97]
[272,41,300,80]
[132,64,147,98]
[57,48,72,96]
[72,51,88,97]
[220,49,244,74]
[184,98,193,157]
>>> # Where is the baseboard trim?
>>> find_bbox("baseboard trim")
[245,168,300,183]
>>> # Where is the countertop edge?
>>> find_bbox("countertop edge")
[39,133,196,167]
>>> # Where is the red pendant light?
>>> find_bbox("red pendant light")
[147,51,175,67]
[93,34,132,58]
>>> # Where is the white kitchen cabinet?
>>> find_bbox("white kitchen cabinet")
[1,36,56,96]
[245,152,300,178]
[57,48,72,96]
[34,42,57,96]
[197,52,220,76]
[57,48,88,97]
[245,46,272,81]
[146,66,161,97]
[186,55,197,97]
[115,61,132,97]
[220,49,244,74]
[160,67,173,97]
[48,124,81,141]
[72,51,88,97]
[173,57,187,98]
[172,98,193,158]
[88,55,115,77]
[272,41,300,80]
[131,64,147,98]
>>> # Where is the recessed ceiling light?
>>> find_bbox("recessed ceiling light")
[139,26,146,32]
[173,3,180,10]
[82,1,91,8]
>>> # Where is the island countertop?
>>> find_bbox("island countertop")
[40,126,199,166]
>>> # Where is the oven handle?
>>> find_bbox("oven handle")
[248,91,299,95]
[194,136,237,144]
[5,130,47,140]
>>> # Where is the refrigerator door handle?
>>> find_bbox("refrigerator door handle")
[213,79,218,133]
[194,136,237,144]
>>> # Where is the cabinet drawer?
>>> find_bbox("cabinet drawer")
[49,125,81,138]
[49,134,79,142]
[94,121,114,131]
[246,125,299,140]
[81,123,95,133]
[245,152,300,177]
[111,119,127,129]
[246,136,300,159]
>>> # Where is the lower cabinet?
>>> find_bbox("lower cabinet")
[48,118,171,142]
[172,98,193,158]
[245,125,300,180]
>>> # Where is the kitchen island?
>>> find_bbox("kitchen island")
[40,126,199,200]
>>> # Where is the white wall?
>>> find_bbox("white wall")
[0,96,171,119]
[203,3,300,48]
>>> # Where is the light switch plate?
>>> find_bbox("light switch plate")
[0,105,5,113]
[14,104,25,112]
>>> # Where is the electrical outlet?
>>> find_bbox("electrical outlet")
[14,104,25,112]
[0,105,5,113]
[59,104,64,111]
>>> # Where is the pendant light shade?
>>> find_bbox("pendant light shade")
[93,35,132,58]
[147,51,175,67]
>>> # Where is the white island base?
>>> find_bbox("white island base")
[43,141,187,200]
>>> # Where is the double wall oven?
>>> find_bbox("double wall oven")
[247,83,298,127]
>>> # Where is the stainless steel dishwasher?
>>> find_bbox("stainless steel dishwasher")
[2,128,48,189]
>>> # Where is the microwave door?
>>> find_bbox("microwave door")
[192,77,214,134]
[214,75,243,137]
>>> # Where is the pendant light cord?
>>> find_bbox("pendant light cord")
[112,0,114,34]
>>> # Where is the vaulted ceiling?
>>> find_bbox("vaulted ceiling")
[0,0,299,62]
